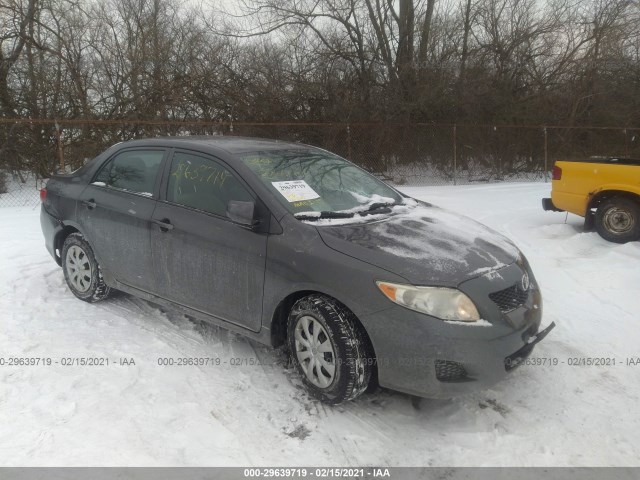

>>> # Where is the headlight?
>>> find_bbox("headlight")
[376,281,480,321]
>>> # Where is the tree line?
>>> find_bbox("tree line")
[0,0,639,176]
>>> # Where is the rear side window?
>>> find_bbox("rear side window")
[94,150,165,196]
[167,151,253,216]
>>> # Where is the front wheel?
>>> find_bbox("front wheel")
[287,294,373,404]
[595,197,640,243]
[61,233,112,302]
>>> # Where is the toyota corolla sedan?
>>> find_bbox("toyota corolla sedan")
[40,137,554,403]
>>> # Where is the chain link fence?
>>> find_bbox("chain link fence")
[1,120,638,207]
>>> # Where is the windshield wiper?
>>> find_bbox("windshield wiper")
[295,202,403,221]
[294,211,355,221]
[365,201,400,213]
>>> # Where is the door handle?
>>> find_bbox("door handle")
[82,199,97,210]
[153,218,174,231]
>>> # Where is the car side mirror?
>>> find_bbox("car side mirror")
[227,200,258,228]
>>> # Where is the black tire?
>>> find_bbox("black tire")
[595,197,640,243]
[61,233,112,302]
[287,294,373,404]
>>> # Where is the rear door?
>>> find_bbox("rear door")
[150,149,268,331]
[77,148,167,293]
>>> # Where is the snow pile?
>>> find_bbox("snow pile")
[0,182,639,466]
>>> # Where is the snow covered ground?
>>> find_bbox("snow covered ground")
[1,182,639,466]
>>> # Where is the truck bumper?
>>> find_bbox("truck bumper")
[542,197,564,212]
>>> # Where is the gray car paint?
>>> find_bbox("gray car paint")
[40,136,546,399]
[316,204,520,286]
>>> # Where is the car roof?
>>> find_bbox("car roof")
[121,136,317,156]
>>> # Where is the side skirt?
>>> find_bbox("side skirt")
[110,280,274,347]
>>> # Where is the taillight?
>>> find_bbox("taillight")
[551,165,562,180]
[40,188,47,202]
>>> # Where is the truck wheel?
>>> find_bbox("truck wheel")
[595,197,640,243]
[62,233,112,302]
[287,294,373,404]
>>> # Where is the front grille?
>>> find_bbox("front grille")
[489,284,529,313]
[435,360,468,382]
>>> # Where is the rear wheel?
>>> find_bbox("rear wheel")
[287,294,373,404]
[595,197,640,243]
[62,233,112,302]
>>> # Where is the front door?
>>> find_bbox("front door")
[151,150,268,331]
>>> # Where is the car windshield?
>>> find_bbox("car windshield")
[240,149,404,218]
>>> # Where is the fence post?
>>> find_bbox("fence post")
[55,123,64,172]
[453,124,457,186]
[543,126,548,182]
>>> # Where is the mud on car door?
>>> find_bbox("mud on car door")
[77,148,167,293]
[150,150,268,331]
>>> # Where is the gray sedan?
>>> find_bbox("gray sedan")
[40,137,554,403]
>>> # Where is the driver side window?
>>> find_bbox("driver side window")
[166,151,253,217]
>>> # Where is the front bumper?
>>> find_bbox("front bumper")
[361,263,551,399]
[505,322,555,371]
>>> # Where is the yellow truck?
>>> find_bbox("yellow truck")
[542,157,640,243]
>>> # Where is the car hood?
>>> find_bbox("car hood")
[315,203,520,286]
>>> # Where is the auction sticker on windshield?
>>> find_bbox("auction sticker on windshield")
[272,180,321,202]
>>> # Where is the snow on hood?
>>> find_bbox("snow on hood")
[316,202,520,286]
